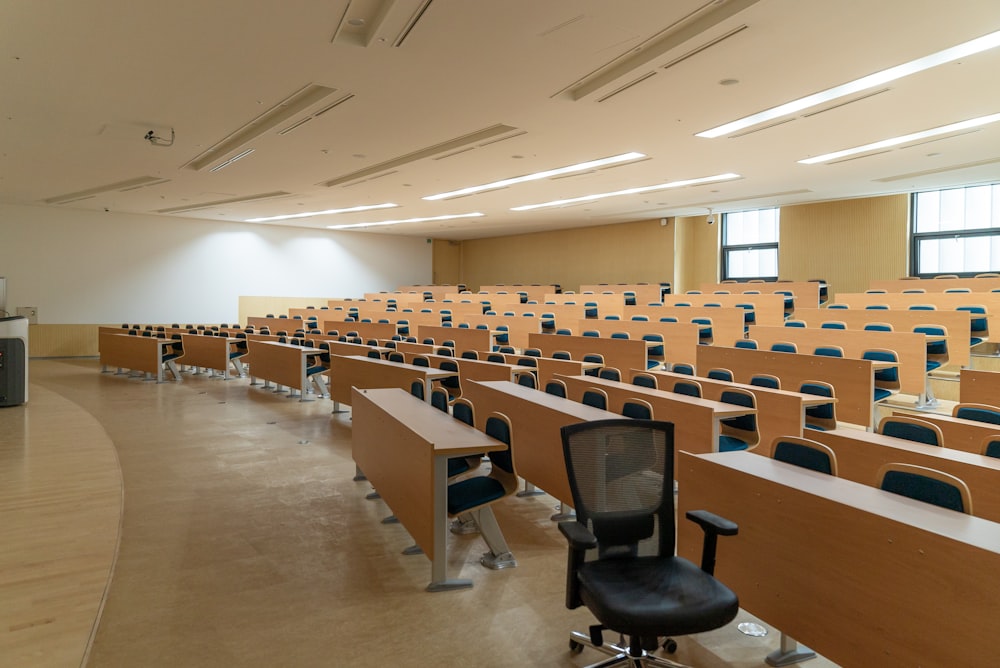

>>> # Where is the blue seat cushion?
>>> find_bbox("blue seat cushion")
[718,436,750,452]
[447,458,471,478]
[925,361,941,372]
[448,476,506,514]
[873,388,892,402]
[804,424,827,431]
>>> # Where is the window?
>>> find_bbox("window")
[721,208,779,281]
[911,184,1000,277]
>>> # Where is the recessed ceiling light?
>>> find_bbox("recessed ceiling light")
[327,212,484,230]
[423,152,646,201]
[697,28,1000,138]
[798,112,1000,164]
[510,173,741,211]
[245,202,397,223]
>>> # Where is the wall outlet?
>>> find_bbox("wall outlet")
[15,307,38,324]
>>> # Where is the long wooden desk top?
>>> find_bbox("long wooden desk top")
[643,369,823,455]
[528,333,647,378]
[328,354,455,405]
[460,380,620,505]
[677,450,1000,668]
[557,373,755,458]
[748,324,929,394]
[891,410,1000,455]
[960,368,1000,405]
[832,291,1000,333]
[869,277,1000,293]
[809,428,1000,523]
[351,387,506,570]
[658,293,786,327]
[696,345,874,428]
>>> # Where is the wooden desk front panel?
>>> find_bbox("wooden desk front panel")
[570,320,699,366]
[383,310,444,330]
[351,389,435,558]
[644,369,805,456]
[792,308,971,369]
[247,341,312,389]
[891,410,1000,455]
[534,357,589,389]
[696,346,873,427]
[810,429,1000,523]
[869,277,1000,293]
[478,285,558,302]
[178,334,231,373]
[579,284,664,305]
[960,368,1000,405]
[465,292,523,307]
[677,451,1000,668]
[460,314,539,351]
[394,285,465,299]
[287,307,332,320]
[542,293,626,318]
[833,291,1000,335]
[98,331,168,375]
[305,337,387,359]
[319,321,397,340]
[529,333,647,377]
[617,306,744,349]
[328,355,449,404]
[558,374,723,458]
[659,293,786,327]
[461,380,618,505]
[416,325,491,354]
[246,316,312,333]
[699,281,821,308]
[748,325,928,394]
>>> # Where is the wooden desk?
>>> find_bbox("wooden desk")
[570,320,700,366]
[699,280,821,309]
[305,336,390,360]
[351,387,507,591]
[596,306,744,349]
[748,325,929,395]
[578,283,665,305]
[318,320,398,342]
[460,380,620,505]
[792,307,972,369]
[528,333,648,378]
[246,315,312,333]
[869,277,1000,293]
[179,333,240,379]
[676,450,1000,668]
[659,293,786,327]
[891,410,1000,455]
[557,374,755,457]
[808,428,1000,523]
[960,368,1000,405]
[542,293,625,318]
[416,325,491,354]
[643,369,823,455]
[478,285,558,302]
[696,346,874,428]
[328,355,455,409]
[832,291,1000,336]
[246,340,324,400]
[399,352,529,386]
[458,313,539,351]
[99,330,180,383]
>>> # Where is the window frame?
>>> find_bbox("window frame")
[721,208,780,282]
[909,186,1000,278]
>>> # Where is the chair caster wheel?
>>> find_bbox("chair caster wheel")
[663,638,678,653]
[569,639,584,654]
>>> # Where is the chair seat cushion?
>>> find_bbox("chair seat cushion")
[578,556,739,638]
[448,476,505,514]
[873,388,892,402]
[970,337,985,347]
[718,436,750,452]
[925,361,942,372]
[447,457,471,478]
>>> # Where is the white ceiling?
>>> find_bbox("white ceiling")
[3,0,1000,240]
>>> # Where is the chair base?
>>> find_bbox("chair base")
[450,516,479,535]
[765,632,816,666]
[568,631,689,668]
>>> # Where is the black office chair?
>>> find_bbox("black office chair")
[559,419,739,666]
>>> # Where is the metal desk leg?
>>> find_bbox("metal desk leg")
[765,633,815,666]
[426,456,472,592]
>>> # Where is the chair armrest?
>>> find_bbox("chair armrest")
[558,521,598,551]
[685,509,739,575]
[685,509,738,537]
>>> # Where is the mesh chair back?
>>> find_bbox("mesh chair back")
[561,420,672,554]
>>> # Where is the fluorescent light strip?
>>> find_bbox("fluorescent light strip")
[422,152,646,201]
[208,149,255,172]
[697,29,1000,139]
[510,173,741,211]
[246,202,397,223]
[327,212,484,230]
[798,113,1000,164]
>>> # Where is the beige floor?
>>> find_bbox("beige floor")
[6,359,845,667]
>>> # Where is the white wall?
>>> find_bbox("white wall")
[0,204,431,324]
